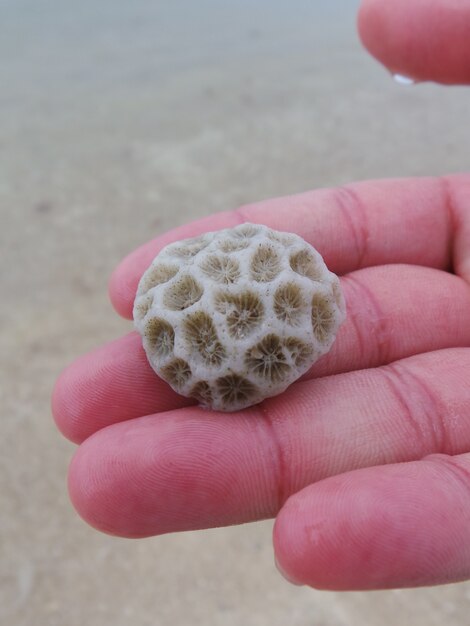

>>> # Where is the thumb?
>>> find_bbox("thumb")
[358,0,470,85]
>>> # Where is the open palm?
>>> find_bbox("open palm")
[52,0,470,590]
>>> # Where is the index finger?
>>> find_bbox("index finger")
[109,175,470,319]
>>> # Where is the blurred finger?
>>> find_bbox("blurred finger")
[53,265,470,443]
[274,452,470,590]
[358,0,470,84]
[109,175,470,319]
[68,348,470,537]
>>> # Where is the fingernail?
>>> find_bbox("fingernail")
[274,556,305,586]
[392,73,416,86]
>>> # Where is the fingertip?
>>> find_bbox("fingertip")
[68,429,151,538]
[358,0,470,85]
[51,363,86,445]
[108,256,135,320]
[273,498,310,587]
[68,438,104,534]
[273,475,352,590]
[274,459,470,590]
[357,0,419,80]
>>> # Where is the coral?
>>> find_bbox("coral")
[200,254,240,284]
[139,263,178,294]
[231,224,261,239]
[290,249,322,281]
[268,230,297,246]
[273,283,305,325]
[218,238,250,253]
[183,311,226,366]
[163,274,203,310]
[311,293,336,343]
[160,358,191,389]
[144,318,175,358]
[250,245,281,282]
[134,293,153,321]
[214,290,264,338]
[167,235,210,258]
[134,222,346,411]
[245,334,291,383]
[284,337,314,367]
[216,374,258,406]
[189,380,213,406]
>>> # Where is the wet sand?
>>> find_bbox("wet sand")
[2,1,470,624]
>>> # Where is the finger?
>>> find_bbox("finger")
[68,348,470,537]
[51,332,193,442]
[274,452,470,590]
[358,0,470,84]
[54,265,470,443]
[109,174,470,319]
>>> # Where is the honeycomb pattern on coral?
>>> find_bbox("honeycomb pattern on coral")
[133,223,346,411]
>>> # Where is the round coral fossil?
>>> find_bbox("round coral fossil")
[134,223,346,411]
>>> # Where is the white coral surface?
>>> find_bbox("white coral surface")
[133,223,346,411]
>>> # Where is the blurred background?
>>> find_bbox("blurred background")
[2,0,470,624]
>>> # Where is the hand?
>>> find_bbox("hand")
[52,0,470,591]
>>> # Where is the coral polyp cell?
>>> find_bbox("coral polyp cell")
[311,293,336,343]
[134,223,345,411]
[144,317,175,358]
[216,374,258,406]
[163,274,203,310]
[183,311,226,366]
[214,290,264,338]
[245,334,291,383]
[140,263,178,293]
[273,283,305,325]
[200,254,240,284]
[250,245,282,282]
[290,249,322,281]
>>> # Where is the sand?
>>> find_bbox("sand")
[2,0,470,624]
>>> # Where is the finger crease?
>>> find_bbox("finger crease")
[427,455,470,495]
[440,176,459,274]
[343,273,391,366]
[384,363,448,456]
[334,185,370,270]
[255,402,287,513]
[401,366,449,454]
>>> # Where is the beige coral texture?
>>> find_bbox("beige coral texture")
[133,223,346,411]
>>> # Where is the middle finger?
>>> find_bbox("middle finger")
[53,264,470,443]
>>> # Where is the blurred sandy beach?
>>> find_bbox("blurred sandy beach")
[1,1,470,624]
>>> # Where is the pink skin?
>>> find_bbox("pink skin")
[52,1,470,591]
[358,0,470,85]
